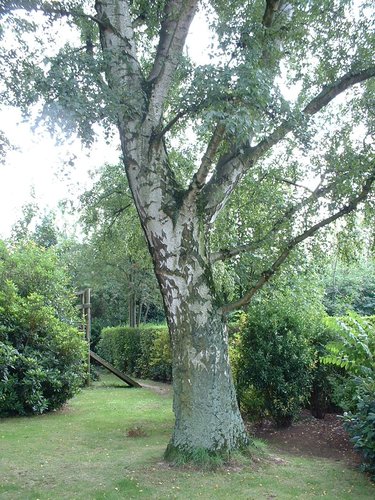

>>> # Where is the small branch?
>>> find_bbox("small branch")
[158,110,188,137]
[276,177,314,193]
[29,2,107,28]
[221,171,375,313]
[105,203,133,233]
[157,97,209,137]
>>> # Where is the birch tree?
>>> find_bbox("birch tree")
[1,0,374,459]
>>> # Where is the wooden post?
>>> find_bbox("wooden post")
[86,288,91,382]
[77,289,92,384]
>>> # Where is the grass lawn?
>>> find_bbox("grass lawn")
[1,372,374,499]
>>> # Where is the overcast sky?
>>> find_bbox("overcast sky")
[0,107,121,238]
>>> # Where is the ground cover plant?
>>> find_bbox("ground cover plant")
[0,371,374,499]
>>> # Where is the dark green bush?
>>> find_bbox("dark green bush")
[0,241,86,416]
[344,378,375,480]
[321,314,375,479]
[97,324,171,382]
[232,282,324,427]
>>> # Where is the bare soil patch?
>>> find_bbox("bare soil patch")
[250,410,361,465]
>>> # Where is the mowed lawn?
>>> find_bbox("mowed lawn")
[1,373,374,499]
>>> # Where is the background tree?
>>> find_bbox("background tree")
[1,0,375,459]
[324,258,375,316]
[77,163,164,332]
[11,204,60,248]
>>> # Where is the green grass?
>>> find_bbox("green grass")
[0,372,374,499]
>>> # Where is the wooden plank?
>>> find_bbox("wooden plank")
[90,350,142,388]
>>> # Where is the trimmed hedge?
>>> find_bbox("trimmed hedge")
[97,325,172,382]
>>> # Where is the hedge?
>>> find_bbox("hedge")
[97,325,172,382]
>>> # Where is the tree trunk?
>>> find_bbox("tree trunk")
[142,205,249,456]
[166,306,249,456]
[128,291,136,328]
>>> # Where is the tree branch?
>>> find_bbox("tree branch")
[188,123,226,194]
[157,97,207,137]
[304,67,375,115]
[146,0,198,126]
[1,1,107,28]
[262,0,282,28]
[210,175,333,263]
[276,177,314,193]
[95,0,143,89]
[201,66,375,222]
[221,170,375,314]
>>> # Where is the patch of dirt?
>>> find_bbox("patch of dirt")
[127,425,148,438]
[249,410,361,465]
[141,381,172,395]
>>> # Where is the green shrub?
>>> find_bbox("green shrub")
[233,283,323,427]
[0,241,86,416]
[97,324,171,382]
[344,378,375,480]
[322,314,375,377]
[321,314,375,478]
[321,313,375,412]
[309,324,344,419]
[148,327,172,382]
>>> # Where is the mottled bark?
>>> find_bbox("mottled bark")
[145,204,249,454]
[122,135,249,454]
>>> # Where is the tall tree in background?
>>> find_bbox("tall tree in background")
[78,163,164,329]
[1,0,374,457]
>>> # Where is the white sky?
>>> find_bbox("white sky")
[0,10,211,239]
[0,107,120,238]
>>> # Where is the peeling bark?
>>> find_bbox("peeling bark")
[146,206,249,454]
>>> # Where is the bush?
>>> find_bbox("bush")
[321,314,375,478]
[233,282,323,427]
[343,378,375,480]
[0,241,86,416]
[309,324,344,419]
[97,324,171,382]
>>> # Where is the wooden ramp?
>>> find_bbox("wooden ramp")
[90,351,142,388]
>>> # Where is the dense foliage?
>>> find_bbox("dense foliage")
[344,378,375,480]
[78,164,164,327]
[321,314,375,478]
[97,324,172,382]
[0,240,86,416]
[232,277,324,427]
[324,258,375,316]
